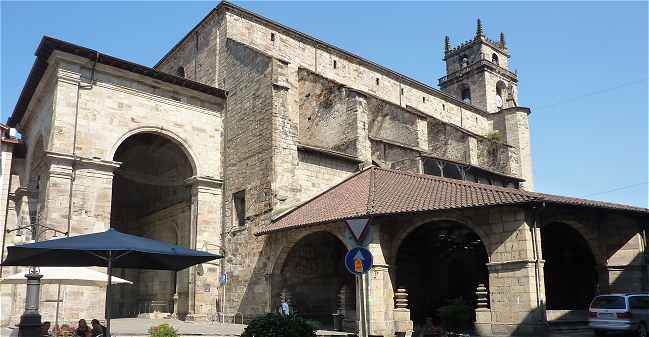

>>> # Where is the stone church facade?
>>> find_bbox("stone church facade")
[1,2,647,336]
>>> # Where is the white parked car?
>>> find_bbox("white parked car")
[589,294,649,337]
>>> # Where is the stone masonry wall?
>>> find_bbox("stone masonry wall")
[298,69,356,155]
[367,96,419,148]
[220,39,275,317]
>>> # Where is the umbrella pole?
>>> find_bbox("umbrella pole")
[106,251,113,337]
[55,282,62,336]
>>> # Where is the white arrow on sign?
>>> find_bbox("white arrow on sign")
[353,250,365,261]
[345,218,370,242]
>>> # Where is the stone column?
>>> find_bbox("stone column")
[346,89,372,164]
[486,207,546,336]
[41,153,120,321]
[364,224,394,337]
[185,176,223,318]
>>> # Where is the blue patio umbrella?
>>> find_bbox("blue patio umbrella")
[1,228,222,336]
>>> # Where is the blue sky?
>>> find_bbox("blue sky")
[1,1,647,207]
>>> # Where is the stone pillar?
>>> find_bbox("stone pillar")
[393,287,413,336]
[486,207,546,336]
[41,153,119,322]
[185,176,223,318]
[347,89,372,164]
[416,117,428,151]
[364,224,394,337]
[500,108,533,190]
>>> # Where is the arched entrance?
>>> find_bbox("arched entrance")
[541,222,597,309]
[274,231,356,331]
[395,221,489,328]
[110,132,195,318]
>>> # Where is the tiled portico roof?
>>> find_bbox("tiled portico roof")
[255,167,648,236]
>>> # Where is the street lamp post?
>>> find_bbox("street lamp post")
[6,221,68,337]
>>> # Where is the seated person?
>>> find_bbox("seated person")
[90,319,106,337]
[74,319,91,337]
[41,321,51,336]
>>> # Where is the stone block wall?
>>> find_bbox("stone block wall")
[367,96,419,148]
[297,69,356,155]
[427,118,469,163]
[220,39,275,317]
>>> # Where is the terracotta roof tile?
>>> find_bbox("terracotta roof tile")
[256,167,648,236]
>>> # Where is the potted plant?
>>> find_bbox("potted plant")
[437,298,473,337]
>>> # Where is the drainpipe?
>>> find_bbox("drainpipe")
[530,202,546,325]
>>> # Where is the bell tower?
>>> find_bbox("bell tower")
[439,19,518,113]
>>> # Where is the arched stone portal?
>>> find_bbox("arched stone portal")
[541,222,597,309]
[395,221,489,328]
[110,132,195,318]
[275,231,356,331]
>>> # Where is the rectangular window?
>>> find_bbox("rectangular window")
[376,78,380,85]
[233,190,246,226]
[422,96,426,103]
[270,33,275,42]
[333,60,337,69]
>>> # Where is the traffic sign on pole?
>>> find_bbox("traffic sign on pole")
[344,247,373,275]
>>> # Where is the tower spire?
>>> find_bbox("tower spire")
[444,35,451,53]
[499,32,506,49]
[475,18,484,40]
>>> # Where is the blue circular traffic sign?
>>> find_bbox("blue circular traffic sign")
[345,247,373,275]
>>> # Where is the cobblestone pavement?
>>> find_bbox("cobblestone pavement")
[1,318,351,337]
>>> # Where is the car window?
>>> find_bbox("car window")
[629,296,649,309]
[591,296,627,309]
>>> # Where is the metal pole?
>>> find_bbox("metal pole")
[18,268,43,337]
[54,282,62,335]
[18,215,42,337]
[105,251,112,337]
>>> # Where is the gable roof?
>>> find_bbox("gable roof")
[256,167,648,235]
[154,1,493,117]
[8,36,227,127]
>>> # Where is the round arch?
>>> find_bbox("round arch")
[540,218,605,266]
[390,216,492,266]
[394,220,490,328]
[541,221,599,310]
[269,226,351,276]
[108,127,199,176]
[109,131,196,318]
[270,228,355,330]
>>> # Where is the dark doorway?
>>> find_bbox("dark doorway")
[110,132,194,318]
[396,221,488,326]
[541,222,597,309]
[277,232,355,331]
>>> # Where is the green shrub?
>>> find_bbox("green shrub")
[241,313,316,337]
[148,324,178,337]
[437,298,473,334]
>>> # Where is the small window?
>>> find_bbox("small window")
[442,104,446,111]
[270,33,275,42]
[461,87,471,104]
[422,97,426,103]
[400,88,404,95]
[176,66,185,78]
[491,53,499,65]
[333,60,337,69]
[376,78,380,85]
[233,190,246,226]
